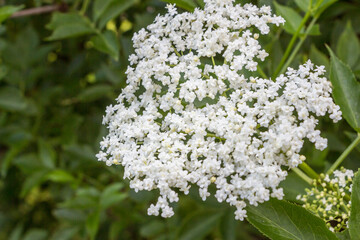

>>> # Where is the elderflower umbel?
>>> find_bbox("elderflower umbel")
[97,0,341,220]
[297,168,353,232]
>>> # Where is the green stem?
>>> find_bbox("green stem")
[277,16,318,76]
[206,133,225,141]
[326,133,360,175]
[272,0,313,79]
[257,65,268,79]
[292,167,313,185]
[173,46,181,57]
[211,56,216,66]
[80,0,90,15]
[299,162,319,179]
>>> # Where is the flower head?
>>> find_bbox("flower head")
[297,168,353,232]
[97,0,341,220]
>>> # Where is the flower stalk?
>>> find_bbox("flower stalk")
[326,133,360,175]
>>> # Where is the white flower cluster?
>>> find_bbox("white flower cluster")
[297,169,353,232]
[97,0,341,220]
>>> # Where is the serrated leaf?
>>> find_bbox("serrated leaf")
[336,21,360,68]
[349,169,360,239]
[91,30,120,60]
[0,87,27,112]
[327,46,360,132]
[161,0,197,12]
[176,210,223,240]
[77,84,113,102]
[0,5,24,24]
[97,0,136,29]
[38,139,56,169]
[246,199,338,240]
[46,12,97,41]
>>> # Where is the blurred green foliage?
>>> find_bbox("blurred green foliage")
[0,0,359,239]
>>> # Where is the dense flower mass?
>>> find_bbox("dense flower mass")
[297,168,353,232]
[97,0,341,220]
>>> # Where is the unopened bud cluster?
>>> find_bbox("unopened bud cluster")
[297,168,353,232]
[97,0,341,220]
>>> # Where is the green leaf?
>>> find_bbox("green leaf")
[246,199,338,240]
[0,87,27,112]
[13,154,45,174]
[20,170,50,197]
[49,227,79,240]
[86,210,100,240]
[309,45,330,73]
[161,0,197,12]
[22,229,47,240]
[273,2,302,34]
[46,170,75,183]
[60,196,98,209]
[77,84,113,102]
[53,209,87,222]
[316,0,339,16]
[294,0,310,13]
[336,230,351,240]
[294,0,338,16]
[91,30,120,60]
[336,21,360,68]
[0,65,8,81]
[279,172,308,203]
[349,169,360,239]
[100,183,127,209]
[1,141,28,177]
[176,210,223,240]
[219,210,236,240]
[273,2,320,36]
[38,139,56,169]
[327,46,360,132]
[8,224,23,240]
[140,220,166,238]
[97,0,137,29]
[93,0,114,22]
[0,5,24,24]
[46,12,97,41]
[63,144,96,162]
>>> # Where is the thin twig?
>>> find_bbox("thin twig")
[10,4,67,18]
